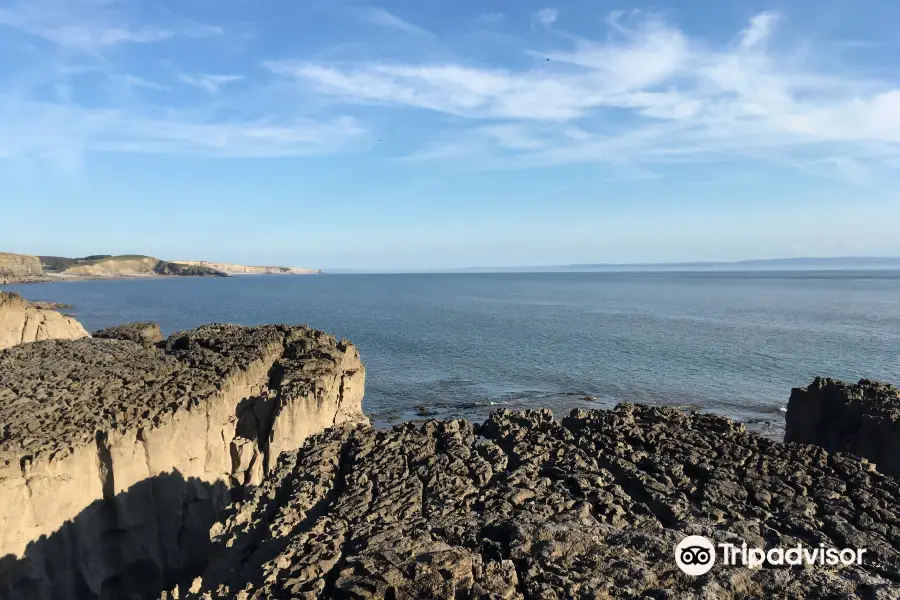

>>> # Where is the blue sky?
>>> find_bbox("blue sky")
[1,0,899,270]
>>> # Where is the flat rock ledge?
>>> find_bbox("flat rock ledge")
[0,324,366,600]
[178,404,900,600]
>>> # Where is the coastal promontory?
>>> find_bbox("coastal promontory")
[0,252,322,283]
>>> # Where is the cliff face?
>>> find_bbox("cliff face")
[0,292,89,350]
[784,377,900,477]
[181,404,900,599]
[0,253,44,284]
[0,324,366,600]
[175,260,321,275]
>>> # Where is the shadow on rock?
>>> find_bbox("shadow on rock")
[0,471,228,600]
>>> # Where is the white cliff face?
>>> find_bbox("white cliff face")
[174,260,321,275]
[0,292,89,350]
[0,324,366,600]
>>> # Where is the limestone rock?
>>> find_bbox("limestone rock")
[183,404,900,599]
[0,324,366,600]
[0,292,88,350]
[785,377,900,477]
[94,322,165,345]
[0,252,45,284]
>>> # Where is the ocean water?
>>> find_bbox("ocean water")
[5,271,900,439]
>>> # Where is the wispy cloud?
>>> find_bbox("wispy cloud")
[348,6,432,38]
[0,95,367,167]
[120,75,169,91]
[0,0,220,50]
[740,11,780,49]
[178,73,243,93]
[475,12,506,25]
[534,8,559,26]
[266,10,900,177]
[0,0,366,168]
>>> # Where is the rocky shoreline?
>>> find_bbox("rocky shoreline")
[0,312,898,598]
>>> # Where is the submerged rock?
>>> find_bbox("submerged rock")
[0,292,88,350]
[181,404,900,599]
[0,324,366,600]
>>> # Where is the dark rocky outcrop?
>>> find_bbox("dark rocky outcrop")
[785,377,900,477]
[94,322,165,345]
[153,262,228,277]
[25,301,73,310]
[178,404,900,600]
[0,324,365,600]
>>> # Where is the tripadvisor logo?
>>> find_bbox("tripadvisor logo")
[675,536,716,576]
[674,535,867,576]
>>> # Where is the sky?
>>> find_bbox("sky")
[1,0,899,270]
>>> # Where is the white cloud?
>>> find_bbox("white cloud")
[349,7,432,37]
[534,8,558,26]
[0,0,220,50]
[740,11,780,49]
[178,73,243,93]
[265,10,900,175]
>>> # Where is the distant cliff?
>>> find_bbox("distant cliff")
[0,252,320,284]
[175,260,322,275]
[0,252,239,283]
[0,253,45,284]
[42,255,227,278]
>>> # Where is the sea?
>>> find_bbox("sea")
[5,270,900,439]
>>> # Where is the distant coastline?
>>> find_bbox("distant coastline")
[327,256,900,274]
[0,252,320,285]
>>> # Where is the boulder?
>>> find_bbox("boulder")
[0,324,366,600]
[0,292,88,350]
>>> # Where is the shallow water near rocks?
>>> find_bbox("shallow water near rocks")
[5,270,900,439]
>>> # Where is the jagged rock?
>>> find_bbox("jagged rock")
[0,324,366,600]
[94,322,165,345]
[0,292,88,350]
[25,301,73,310]
[180,403,900,599]
[785,377,900,477]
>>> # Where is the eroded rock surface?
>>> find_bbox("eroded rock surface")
[183,405,900,600]
[94,322,165,346]
[0,324,366,600]
[0,292,88,350]
[785,377,900,478]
